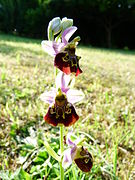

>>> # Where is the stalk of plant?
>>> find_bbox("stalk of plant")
[60,125,64,179]
[48,19,65,179]
[40,17,93,179]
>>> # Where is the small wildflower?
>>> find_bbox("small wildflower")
[62,133,93,172]
[42,23,82,76]
[40,72,84,127]
[54,35,82,76]
[44,88,79,127]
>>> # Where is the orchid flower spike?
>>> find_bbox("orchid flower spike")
[62,133,93,172]
[40,72,84,127]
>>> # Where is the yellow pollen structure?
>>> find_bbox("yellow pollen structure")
[84,158,89,164]
[62,53,69,62]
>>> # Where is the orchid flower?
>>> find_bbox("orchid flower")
[62,133,93,172]
[40,72,84,127]
[42,26,82,76]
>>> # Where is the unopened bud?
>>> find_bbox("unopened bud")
[61,17,73,31]
[48,17,62,40]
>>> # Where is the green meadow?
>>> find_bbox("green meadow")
[0,34,135,179]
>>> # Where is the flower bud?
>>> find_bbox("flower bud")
[61,17,73,31]
[48,17,62,40]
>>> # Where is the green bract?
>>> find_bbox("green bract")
[42,140,61,162]
[47,17,74,41]
[47,17,62,40]
[61,17,73,31]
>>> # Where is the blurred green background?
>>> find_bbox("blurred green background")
[0,0,135,49]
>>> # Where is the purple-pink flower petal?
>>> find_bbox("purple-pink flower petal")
[41,40,64,57]
[40,89,56,105]
[66,89,84,104]
[62,26,77,45]
[62,145,77,169]
[66,133,76,147]
[62,149,73,169]
[56,72,70,93]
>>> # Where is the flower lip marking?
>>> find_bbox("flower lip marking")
[55,42,82,76]
[63,46,78,67]
[44,88,79,126]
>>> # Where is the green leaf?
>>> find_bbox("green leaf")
[33,157,44,163]
[40,140,60,162]
[0,170,10,180]
[11,168,31,180]
[38,150,48,159]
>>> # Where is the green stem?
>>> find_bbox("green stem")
[60,125,64,180]
[54,67,58,84]
[72,166,76,180]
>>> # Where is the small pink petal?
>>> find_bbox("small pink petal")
[71,146,77,160]
[40,89,56,105]
[62,149,73,169]
[62,146,77,169]
[62,26,77,44]
[41,40,64,56]
[66,133,76,147]
[66,89,84,104]
[56,72,70,93]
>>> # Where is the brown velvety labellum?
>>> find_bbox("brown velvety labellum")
[54,51,82,76]
[44,103,79,127]
[74,152,93,172]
